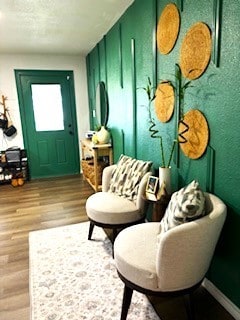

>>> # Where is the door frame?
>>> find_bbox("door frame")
[15,69,80,178]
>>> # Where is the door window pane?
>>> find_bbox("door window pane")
[31,84,64,131]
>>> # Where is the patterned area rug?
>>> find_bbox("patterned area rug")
[29,222,160,320]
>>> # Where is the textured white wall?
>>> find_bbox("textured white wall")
[0,53,89,163]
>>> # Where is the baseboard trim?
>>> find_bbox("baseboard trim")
[203,278,240,319]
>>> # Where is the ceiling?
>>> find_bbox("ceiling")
[0,0,134,56]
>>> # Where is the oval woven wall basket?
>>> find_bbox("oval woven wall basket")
[157,3,180,55]
[180,22,212,80]
[154,81,175,123]
[178,109,209,159]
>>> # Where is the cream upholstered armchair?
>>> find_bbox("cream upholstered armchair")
[86,155,152,244]
[114,190,227,320]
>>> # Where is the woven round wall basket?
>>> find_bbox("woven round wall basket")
[178,109,209,159]
[180,22,212,80]
[157,3,180,55]
[154,81,175,123]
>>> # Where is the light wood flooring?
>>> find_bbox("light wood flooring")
[0,175,235,320]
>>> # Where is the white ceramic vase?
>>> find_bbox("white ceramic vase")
[96,126,110,144]
[159,166,171,194]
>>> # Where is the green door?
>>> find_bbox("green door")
[15,70,80,179]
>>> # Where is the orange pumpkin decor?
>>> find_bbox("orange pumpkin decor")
[11,178,18,187]
[17,178,25,186]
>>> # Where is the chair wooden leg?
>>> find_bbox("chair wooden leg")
[111,228,118,258]
[120,285,133,320]
[184,293,195,320]
[88,221,95,240]
[112,228,118,242]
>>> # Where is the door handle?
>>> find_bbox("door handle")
[69,130,74,135]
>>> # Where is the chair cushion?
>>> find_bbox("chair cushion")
[114,223,161,290]
[86,192,143,224]
[160,180,206,233]
[108,155,152,201]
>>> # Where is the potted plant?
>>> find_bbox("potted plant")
[141,77,177,167]
[140,66,195,192]
[140,77,177,193]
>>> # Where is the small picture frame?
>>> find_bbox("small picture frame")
[145,176,159,200]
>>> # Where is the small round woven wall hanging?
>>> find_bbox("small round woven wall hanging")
[180,22,212,80]
[178,109,209,159]
[154,81,175,123]
[157,3,180,55]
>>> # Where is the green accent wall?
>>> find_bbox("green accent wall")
[86,0,240,308]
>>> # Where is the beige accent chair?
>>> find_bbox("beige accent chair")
[86,164,151,244]
[114,193,227,320]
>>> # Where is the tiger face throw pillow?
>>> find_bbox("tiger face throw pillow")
[159,180,206,233]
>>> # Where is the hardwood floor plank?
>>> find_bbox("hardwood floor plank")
[0,307,29,320]
[0,291,29,312]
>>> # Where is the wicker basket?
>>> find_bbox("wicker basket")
[89,161,107,185]
[81,159,93,179]
[81,159,107,185]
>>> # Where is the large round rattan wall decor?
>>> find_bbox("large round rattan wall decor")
[157,3,180,55]
[178,109,209,159]
[154,82,175,123]
[180,22,212,80]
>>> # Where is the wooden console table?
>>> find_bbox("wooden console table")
[81,139,113,192]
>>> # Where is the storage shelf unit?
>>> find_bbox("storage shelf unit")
[81,139,113,192]
[0,149,29,184]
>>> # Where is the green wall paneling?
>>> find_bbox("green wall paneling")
[86,55,93,130]
[111,128,124,162]
[177,0,184,11]
[87,46,101,130]
[86,0,240,308]
[209,204,240,307]
[118,10,136,157]
[119,24,123,89]
[98,38,107,84]
[89,46,100,94]
[206,145,216,194]
[131,38,137,158]
[212,0,223,67]
[134,0,160,164]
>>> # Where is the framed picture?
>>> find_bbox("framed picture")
[146,176,159,200]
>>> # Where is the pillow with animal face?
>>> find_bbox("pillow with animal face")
[159,180,205,233]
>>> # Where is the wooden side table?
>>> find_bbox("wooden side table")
[81,139,113,192]
[143,194,171,222]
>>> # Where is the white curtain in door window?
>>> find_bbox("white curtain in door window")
[31,84,64,131]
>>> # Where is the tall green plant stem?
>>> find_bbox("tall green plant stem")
[148,101,166,167]
[159,137,166,168]
[166,139,177,168]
